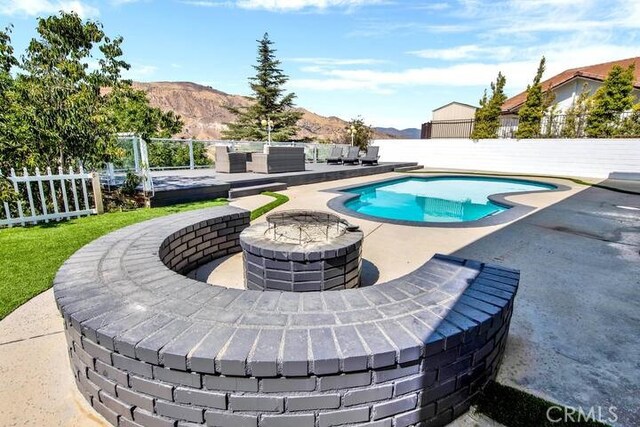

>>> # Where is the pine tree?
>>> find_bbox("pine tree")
[585,64,636,137]
[222,33,302,141]
[516,57,554,139]
[470,72,507,139]
[560,83,591,138]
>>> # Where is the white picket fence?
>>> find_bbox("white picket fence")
[0,166,103,227]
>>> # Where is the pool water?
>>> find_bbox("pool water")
[344,176,555,223]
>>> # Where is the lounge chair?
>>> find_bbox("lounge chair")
[342,146,360,165]
[215,145,247,173]
[326,146,344,164]
[360,146,379,165]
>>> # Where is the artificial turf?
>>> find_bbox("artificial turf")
[0,199,228,320]
[250,191,290,220]
[475,381,610,427]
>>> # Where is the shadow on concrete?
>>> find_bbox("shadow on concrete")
[450,179,640,427]
[360,259,380,287]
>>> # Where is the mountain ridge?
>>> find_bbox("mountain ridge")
[132,81,418,141]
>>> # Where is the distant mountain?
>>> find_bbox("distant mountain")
[133,81,395,142]
[374,127,421,139]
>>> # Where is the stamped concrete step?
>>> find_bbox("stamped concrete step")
[394,165,424,172]
[229,182,287,198]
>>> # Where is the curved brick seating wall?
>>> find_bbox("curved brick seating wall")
[54,206,519,427]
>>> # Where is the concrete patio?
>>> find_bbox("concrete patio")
[0,172,637,426]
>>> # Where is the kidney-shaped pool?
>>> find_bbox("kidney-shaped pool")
[328,175,560,226]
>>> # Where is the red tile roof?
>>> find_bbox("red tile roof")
[501,57,640,113]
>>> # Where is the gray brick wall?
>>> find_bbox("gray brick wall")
[55,206,519,427]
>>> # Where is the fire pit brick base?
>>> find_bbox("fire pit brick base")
[240,221,363,292]
[54,206,519,427]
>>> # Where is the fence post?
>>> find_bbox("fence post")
[91,172,104,214]
[189,139,195,170]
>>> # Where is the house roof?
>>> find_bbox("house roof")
[501,57,640,113]
[433,101,478,112]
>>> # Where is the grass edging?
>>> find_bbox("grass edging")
[404,170,640,195]
[474,381,611,427]
[250,191,290,221]
[0,198,228,320]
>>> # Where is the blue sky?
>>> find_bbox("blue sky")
[1,0,639,129]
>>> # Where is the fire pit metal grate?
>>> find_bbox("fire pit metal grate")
[266,210,353,244]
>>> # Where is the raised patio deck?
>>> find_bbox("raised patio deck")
[148,162,419,206]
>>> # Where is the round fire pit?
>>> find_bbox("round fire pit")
[240,210,363,291]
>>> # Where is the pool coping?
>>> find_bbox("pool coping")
[324,174,572,228]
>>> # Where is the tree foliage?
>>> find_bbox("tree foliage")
[470,72,507,139]
[107,83,184,141]
[222,33,302,141]
[516,57,554,138]
[343,117,373,150]
[585,64,636,137]
[0,12,183,172]
[147,140,210,169]
[560,83,591,138]
[617,103,640,137]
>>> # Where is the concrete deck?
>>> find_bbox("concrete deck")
[452,179,640,427]
[200,172,584,289]
[1,171,637,426]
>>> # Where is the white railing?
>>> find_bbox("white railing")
[0,166,103,227]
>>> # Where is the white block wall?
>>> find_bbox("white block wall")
[373,138,640,179]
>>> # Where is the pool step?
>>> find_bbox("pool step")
[229,182,288,198]
[394,165,424,172]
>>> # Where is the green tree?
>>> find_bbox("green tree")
[618,103,640,137]
[585,64,636,137]
[106,83,183,140]
[344,117,373,150]
[0,26,36,172]
[471,72,507,139]
[560,83,591,138]
[516,57,555,138]
[0,12,184,172]
[16,12,128,167]
[222,33,302,141]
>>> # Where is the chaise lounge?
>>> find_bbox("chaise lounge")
[342,146,361,165]
[326,146,344,164]
[360,146,380,165]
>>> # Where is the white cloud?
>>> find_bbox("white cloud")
[122,63,158,80]
[408,45,513,61]
[290,41,640,96]
[347,21,470,38]
[288,57,387,66]
[0,0,99,18]
[182,0,385,11]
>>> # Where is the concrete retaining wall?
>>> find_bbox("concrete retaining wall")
[373,138,640,178]
[54,206,518,427]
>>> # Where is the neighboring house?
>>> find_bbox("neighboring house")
[421,101,478,139]
[501,57,640,117]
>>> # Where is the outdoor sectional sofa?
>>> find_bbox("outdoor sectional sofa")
[248,146,305,174]
[54,206,518,427]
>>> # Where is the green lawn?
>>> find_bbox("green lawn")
[0,199,229,320]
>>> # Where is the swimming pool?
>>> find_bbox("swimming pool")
[340,176,556,224]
